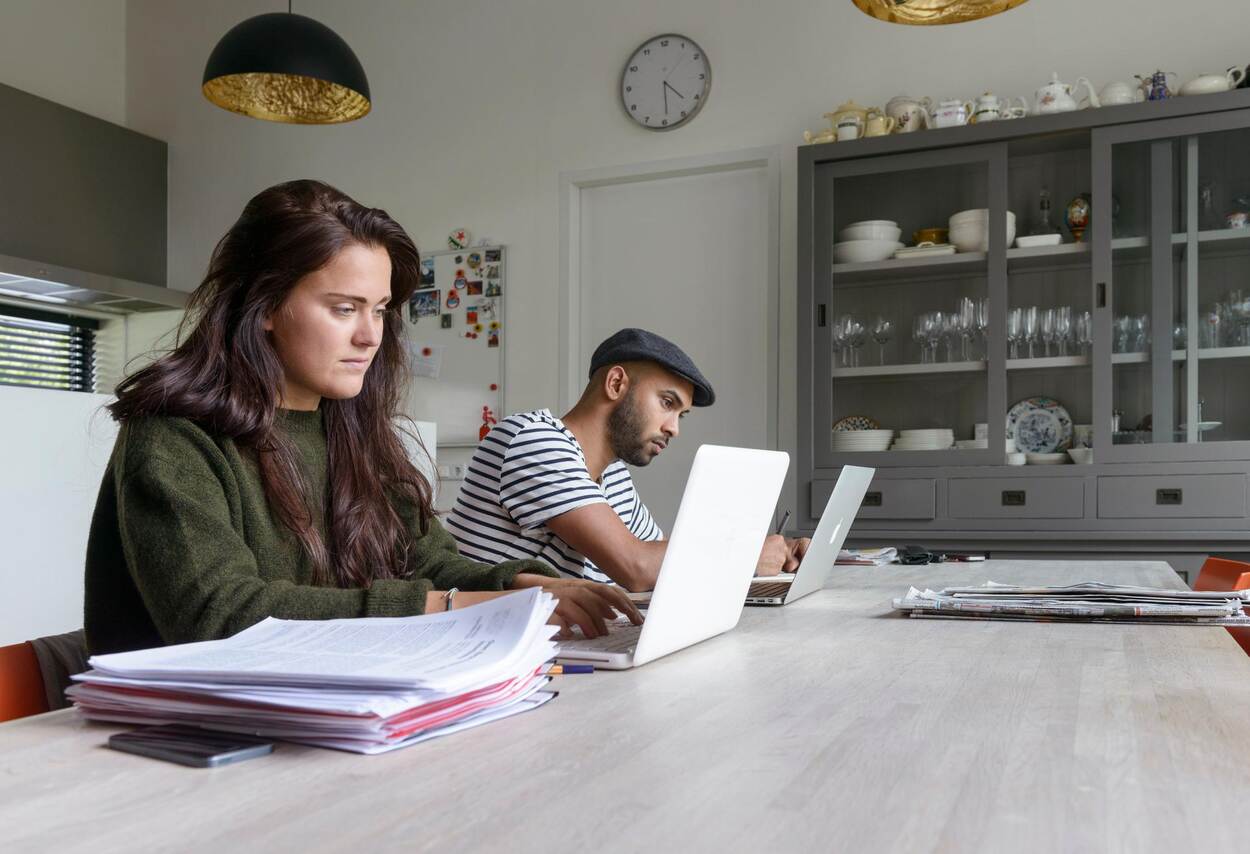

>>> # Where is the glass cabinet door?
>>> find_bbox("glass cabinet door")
[812,145,1006,469]
[1094,111,1250,461]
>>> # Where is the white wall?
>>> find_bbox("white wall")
[122,0,1250,516]
[0,386,119,644]
[0,0,128,124]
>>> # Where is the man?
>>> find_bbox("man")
[446,328,808,592]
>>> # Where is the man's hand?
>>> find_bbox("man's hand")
[787,537,812,567]
[755,534,791,575]
[512,573,644,638]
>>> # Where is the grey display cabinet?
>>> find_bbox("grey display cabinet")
[798,89,1250,557]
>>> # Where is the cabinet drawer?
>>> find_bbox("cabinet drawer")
[811,477,935,521]
[948,477,1085,519]
[1097,474,1247,519]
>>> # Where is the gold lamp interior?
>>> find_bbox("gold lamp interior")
[202,72,370,124]
[852,0,1030,26]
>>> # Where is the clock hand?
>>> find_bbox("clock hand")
[663,80,686,100]
[663,82,668,115]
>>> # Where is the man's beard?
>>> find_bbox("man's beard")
[607,389,661,466]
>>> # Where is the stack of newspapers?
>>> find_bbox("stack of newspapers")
[893,581,1250,625]
[68,588,559,754]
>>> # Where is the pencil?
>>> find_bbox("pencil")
[548,664,594,675]
[775,510,791,535]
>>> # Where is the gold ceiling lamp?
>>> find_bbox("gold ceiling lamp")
[202,2,371,124]
[852,0,1030,26]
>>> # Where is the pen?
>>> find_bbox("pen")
[775,510,791,535]
[548,664,594,675]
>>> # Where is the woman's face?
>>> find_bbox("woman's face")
[264,242,393,410]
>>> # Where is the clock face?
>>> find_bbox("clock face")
[620,34,711,131]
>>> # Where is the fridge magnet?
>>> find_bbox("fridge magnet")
[455,268,466,279]
[479,406,498,441]
[446,290,460,309]
[466,280,483,296]
[488,331,499,348]
[440,313,453,329]
[419,258,435,286]
[411,290,440,320]
[473,323,484,333]
[467,252,482,269]
[489,320,501,330]
[485,280,501,297]
[483,264,500,279]
[454,276,467,290]
[466,309,478,325]
[484,249,501,263]
[448,228,469,250]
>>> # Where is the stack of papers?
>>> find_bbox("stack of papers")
[837,547,897,566]
[893,581,1250,625]
[68,588,559,754]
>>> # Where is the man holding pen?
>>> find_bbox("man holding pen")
[446,328,810,592]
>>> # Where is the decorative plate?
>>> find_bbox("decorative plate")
[833,415,881,432]
[1006,396,1072,453]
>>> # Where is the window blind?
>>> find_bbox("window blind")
[0,306,99,393]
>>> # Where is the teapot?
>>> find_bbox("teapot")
[1136,70,1177,101]
[802,113,838,145]
[864,111,897,137]
[971,92,1028,123]
[927,98,973,129]
[829,100,870,141]
[1035,73,1091,114]
[1084,80,1143,107]
[884,94,931,133]
[1179,68,1246,96]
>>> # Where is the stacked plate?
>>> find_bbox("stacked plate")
[832,429,895,452]
[834,219,903,264]
[891,428,954,451]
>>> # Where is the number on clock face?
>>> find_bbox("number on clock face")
[620,34,711,131]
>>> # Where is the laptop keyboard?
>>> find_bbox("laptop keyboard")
[559,616,642,652]
[748,581,791,598]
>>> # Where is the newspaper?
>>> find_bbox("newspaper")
[893,581,1250,625]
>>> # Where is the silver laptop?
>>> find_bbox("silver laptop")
[745,465,875,606]
[556,444,789,670]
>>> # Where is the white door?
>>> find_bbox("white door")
[576,161,775,531]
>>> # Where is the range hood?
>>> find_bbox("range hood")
[0,252,187,315]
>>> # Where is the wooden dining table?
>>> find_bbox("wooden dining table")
[3,560,1248,853]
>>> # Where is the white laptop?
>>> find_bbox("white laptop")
[745,465,875,606]
[556,444,789,670]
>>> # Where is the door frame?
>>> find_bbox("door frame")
[557,147,782,449]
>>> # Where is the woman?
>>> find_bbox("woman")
[84,179,639,656]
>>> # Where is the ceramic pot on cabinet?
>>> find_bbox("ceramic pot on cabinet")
[864,111,897,137]
[1179,68,1247,96]
[1085,80,1143,107]
[928,98,973,129]
[971,92,1028,122]
[885,95,931,133]
[830,100,870,141]
[1034,73,1086,114]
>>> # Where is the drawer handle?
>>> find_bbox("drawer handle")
[863,491,882,507]
[1156,488,1183,506]
[1002,490,1026,506]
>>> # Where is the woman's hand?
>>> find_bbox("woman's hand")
[511,573,644,639]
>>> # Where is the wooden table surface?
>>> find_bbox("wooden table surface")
[4,560,1249,853]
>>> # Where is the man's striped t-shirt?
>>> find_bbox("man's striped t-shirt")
[445,409,662,583]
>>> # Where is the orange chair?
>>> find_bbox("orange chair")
[0,640,50,722]
[1194,557,1250,656]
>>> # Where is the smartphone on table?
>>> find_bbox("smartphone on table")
[108,724,275,768]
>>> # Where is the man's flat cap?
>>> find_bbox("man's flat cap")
[589,328,715,407]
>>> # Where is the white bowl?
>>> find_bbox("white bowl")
[834,239,904,264]
[1015,233,1063,248]
[840,224,902,243]
[949,216,1017,253]
[950,208,1016,226]
[1067,447,1093,464]
[845,219,898,228]
[1006,452,1026,466]
[1026,451,1069,465]
[1005,438,1017,453]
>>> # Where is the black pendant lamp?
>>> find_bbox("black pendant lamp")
[202,6,371,124]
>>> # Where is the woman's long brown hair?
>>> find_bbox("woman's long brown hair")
[109,179,433,588]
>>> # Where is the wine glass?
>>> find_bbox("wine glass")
[1054,306,1072,357]
[1022,306,1039,359]
[1040,308,1057,358]
[1076,311,1092,356]
[871,317,894,365]
[957,297,975,361]
[975,298,989,359]
[1007,307,1023,359]
[913,315,929,363]
[847,317,867,366]
[831,316,847,366]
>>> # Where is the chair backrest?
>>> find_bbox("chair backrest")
[0,641,50,722]
[1194,557,1250,592]
[1194,557,1250,657]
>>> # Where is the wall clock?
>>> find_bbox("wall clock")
[619,34,711,131]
